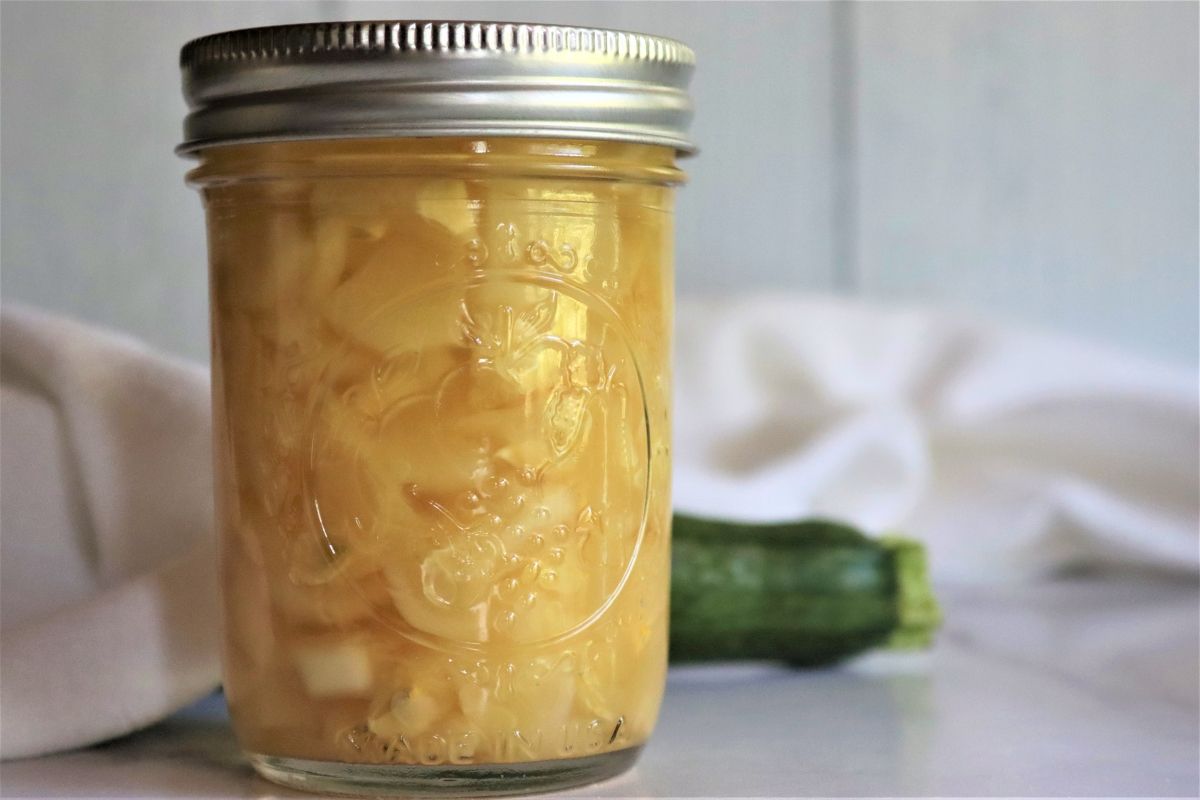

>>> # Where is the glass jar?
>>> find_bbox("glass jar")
[180,22,693,797]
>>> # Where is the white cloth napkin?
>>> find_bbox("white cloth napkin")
[1,298,1196,759]
[1,307,219,760]
[673,296,1199,582]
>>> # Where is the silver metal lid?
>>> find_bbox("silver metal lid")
[178,21,696,155]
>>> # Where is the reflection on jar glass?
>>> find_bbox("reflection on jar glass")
[181,21,693,798]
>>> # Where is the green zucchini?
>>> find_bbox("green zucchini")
[669,514,940,666]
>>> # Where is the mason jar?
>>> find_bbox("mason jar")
[179,21,694,797]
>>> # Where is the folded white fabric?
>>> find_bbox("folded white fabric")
[674,296,1199,581]
[1,298,1196,759]
[1,307,219,759]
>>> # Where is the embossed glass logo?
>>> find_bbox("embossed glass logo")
[304,233,650,651]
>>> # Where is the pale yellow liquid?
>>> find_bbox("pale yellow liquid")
[196,139,677,765]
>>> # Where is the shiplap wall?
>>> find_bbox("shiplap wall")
[850,1,1199,362]
[2,1,1196,364]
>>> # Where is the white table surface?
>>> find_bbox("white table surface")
[4,577,1197,798]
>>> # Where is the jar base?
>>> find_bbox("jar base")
[248,746,643,797]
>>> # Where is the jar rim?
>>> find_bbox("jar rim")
[185,137,688,188]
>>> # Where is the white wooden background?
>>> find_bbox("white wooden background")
[2,1,1196,364]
